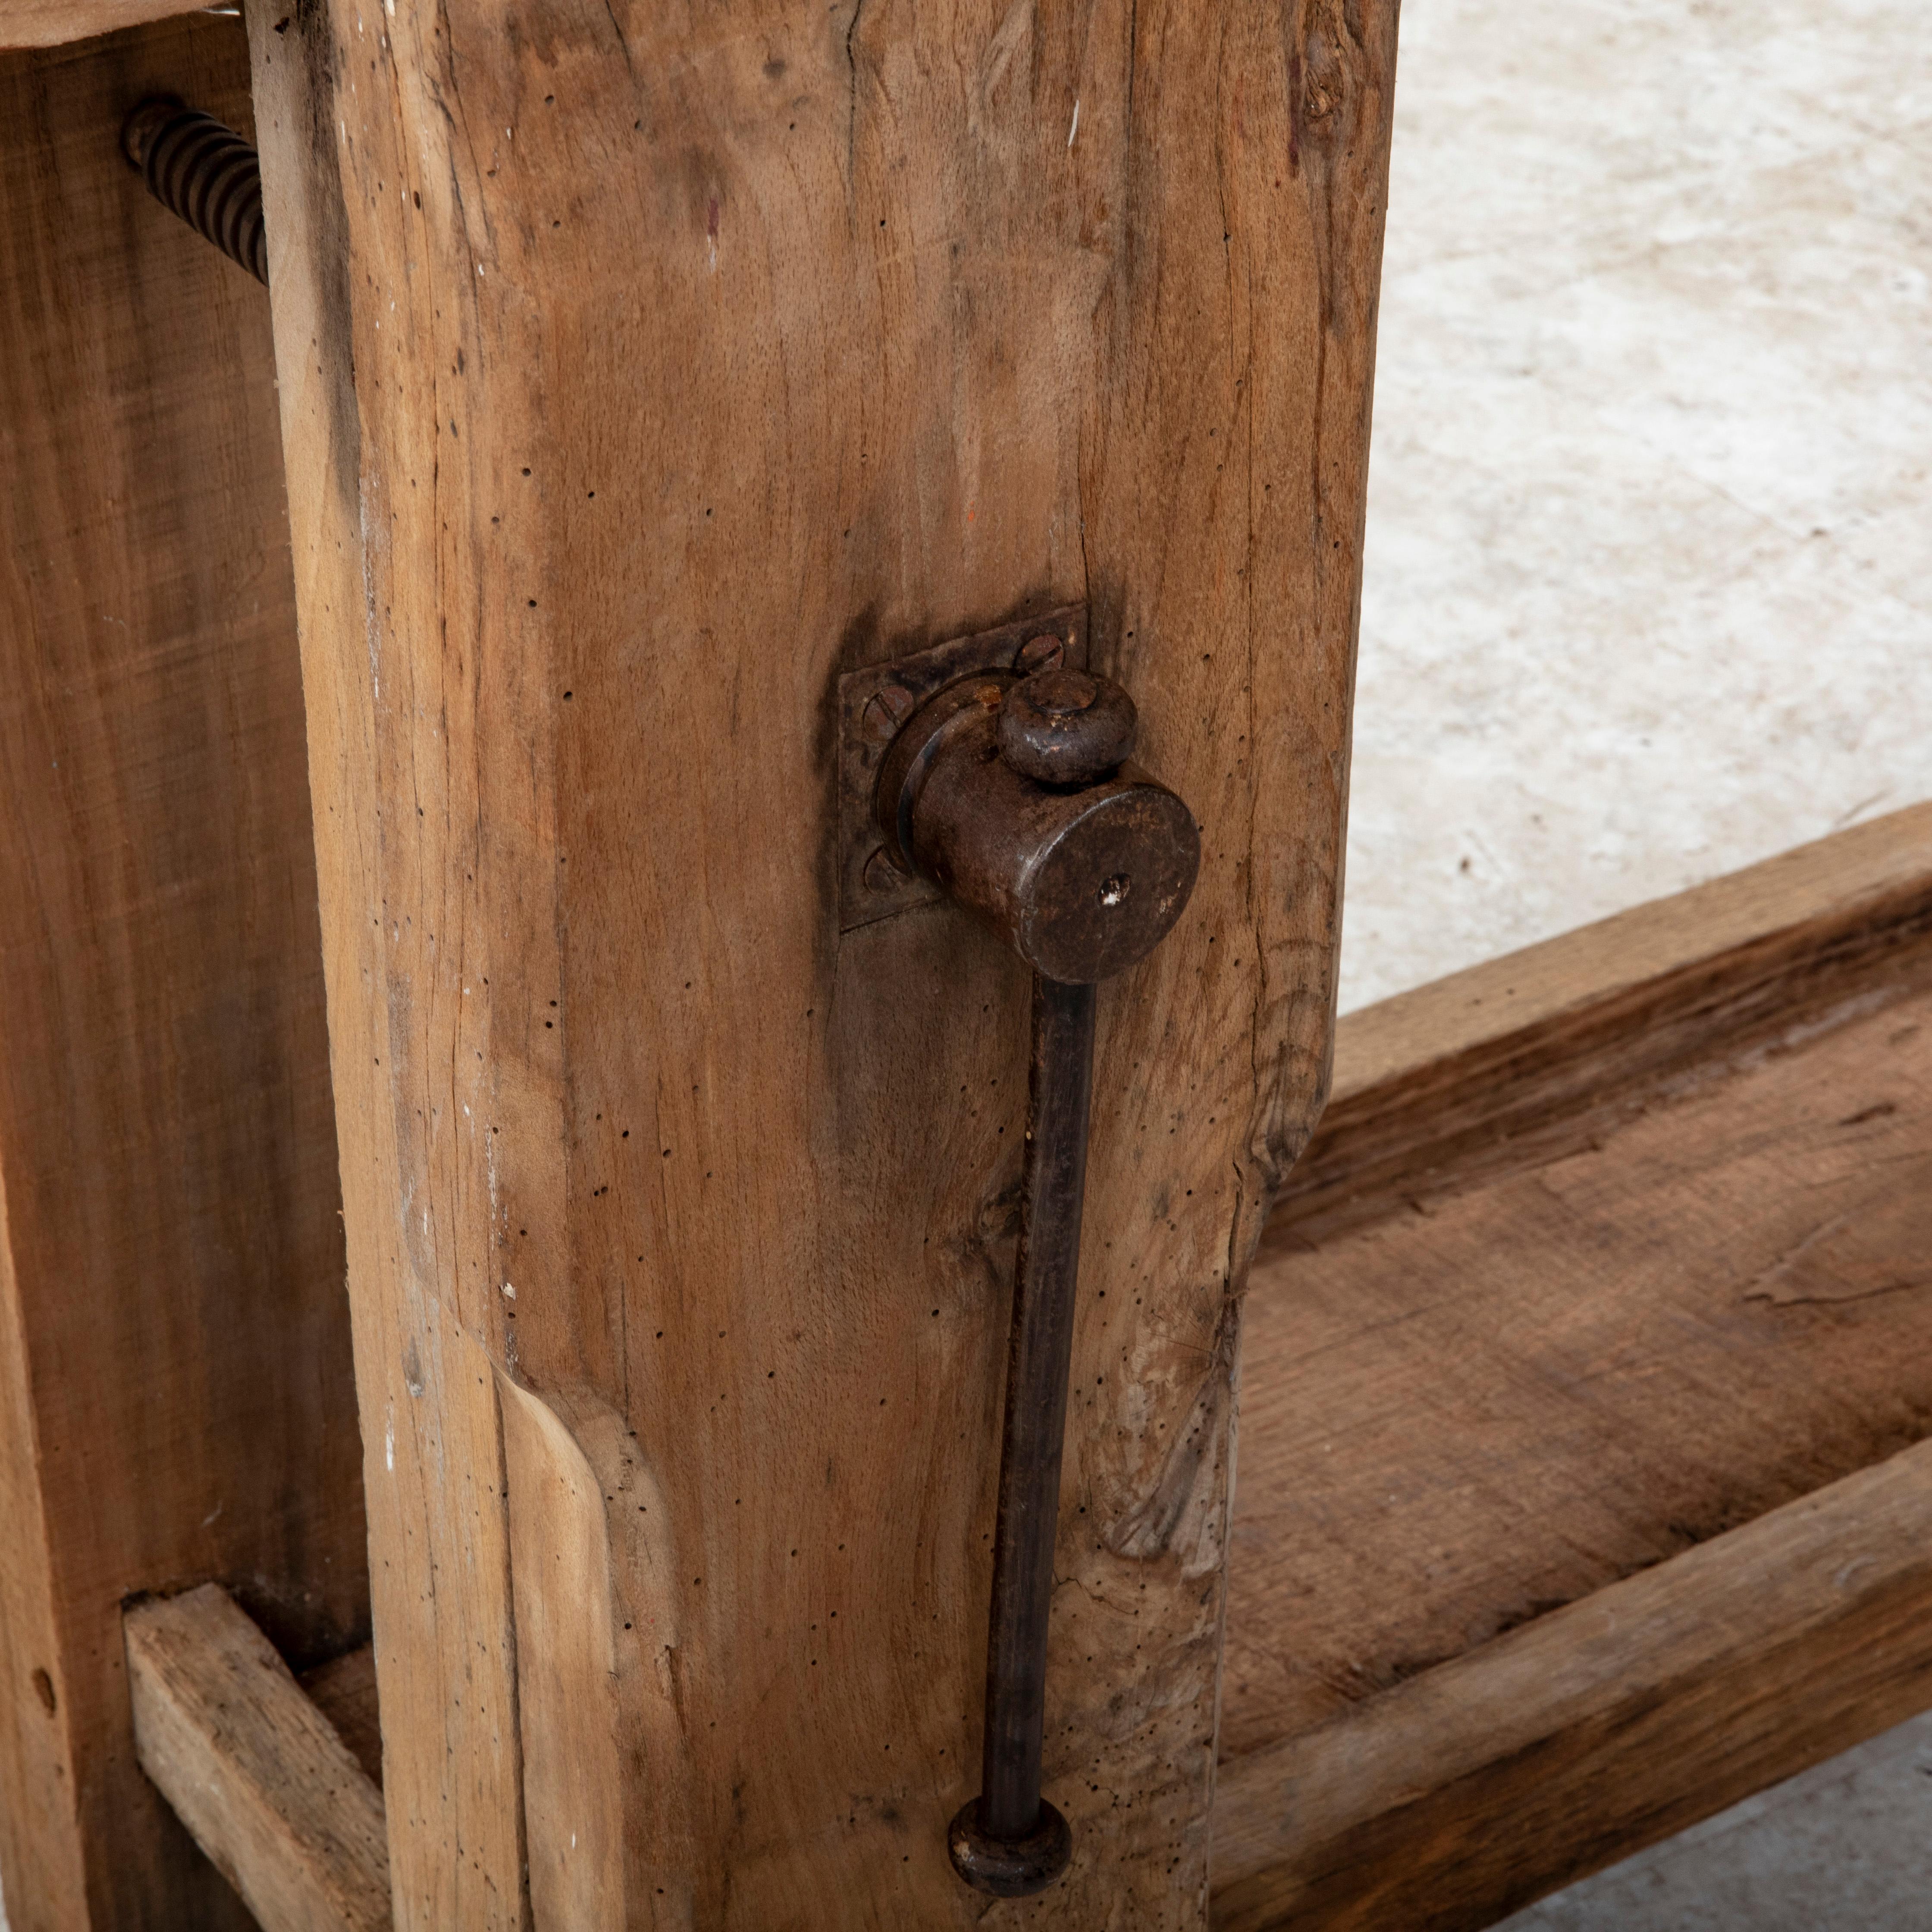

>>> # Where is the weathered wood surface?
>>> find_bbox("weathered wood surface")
[1224,888,1932,1757]
[246,12,528,1919]
[249,0,1398,1921]
[300,1645,383,1791]
[0,0,194,51]
[1272,800,1932,1245]
[126,1587,391,1932]
[0,16,366,1928]
[1213,1435,1932,1931]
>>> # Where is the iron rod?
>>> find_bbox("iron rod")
[949,972,1093,1892]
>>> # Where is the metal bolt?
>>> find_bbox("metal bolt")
[1026,669,1098,716]
[997,669,1137,786]
[1013,633,1066,674]
[861,682,916,744]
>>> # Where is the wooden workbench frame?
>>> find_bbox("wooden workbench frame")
[7,9,1930,1932]
[0,13,367,1926]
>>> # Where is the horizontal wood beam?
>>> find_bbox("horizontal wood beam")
[1273,801,1932,1245]
[1211,1435,1932,1932]
[298,1644,382,1791]
[126,1587,390,1932]
[0,1,200,50]
[1217,804,1932,1922]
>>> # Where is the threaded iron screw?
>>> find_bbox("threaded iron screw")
[121,99,267,287]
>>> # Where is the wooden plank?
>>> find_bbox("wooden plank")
[1223,954,1932,1756]
[0,0,197,51]
[1272,802,1932,1245]
[243,13,528,1921]
[126,1586,390,1932]
[496,1377,690,1927]
[1211,1435,1932,1932]
[1329,803,1932,1108]
[248,0,1398,1921]
[0,17,367,1927]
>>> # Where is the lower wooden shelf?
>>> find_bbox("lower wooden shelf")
[1214,1436,1932,1932]
[1214,803,1932,1928]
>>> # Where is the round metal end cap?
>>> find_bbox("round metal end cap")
[1018,780,1201,984]
[121,98,185,171]
[998,668,1137,786]
[947,1797,1073,1897]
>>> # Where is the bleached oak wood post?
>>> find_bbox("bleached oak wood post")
[248,0,1397,1920]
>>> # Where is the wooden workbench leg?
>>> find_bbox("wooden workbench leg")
[0,16,367,1928]
[248,0,1396,1922]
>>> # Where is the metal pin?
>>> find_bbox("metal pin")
[871,660,1199,1893]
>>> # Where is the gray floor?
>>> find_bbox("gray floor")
[1341,0,1932,1923]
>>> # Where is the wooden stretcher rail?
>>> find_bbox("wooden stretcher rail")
[1273,801,1932,1246]
[1213,1436,1932,1932]
[1217,803,1932,1927]
[125,1587,389,1932]
[299,1643,383,1791]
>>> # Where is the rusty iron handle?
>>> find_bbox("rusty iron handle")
[873,657,1200,1895]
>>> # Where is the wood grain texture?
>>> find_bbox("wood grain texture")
[248,0,1397,1922]
[1212,1435,1932,1932]
[0,0,197,51]
[300,1646,383,1790]
[0,17,366,1928]
[1223,953,1932,1758]
[498,1377,692,1926]
[1273,801,1932,1245]
[126,1586,390,1932]
[0,1166,89,1931]
[244,12,530,1923]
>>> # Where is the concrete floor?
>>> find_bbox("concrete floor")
[1344,0,1932,1923]
[1342,0,1932,1013]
